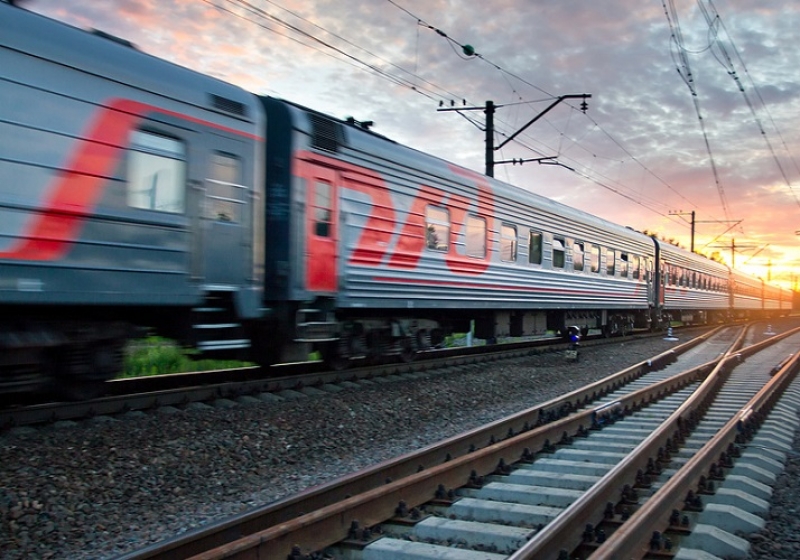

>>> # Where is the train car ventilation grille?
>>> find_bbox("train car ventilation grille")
[310,114,344,153]
[210,94,247,117]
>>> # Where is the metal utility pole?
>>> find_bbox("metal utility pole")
[438,94,591,177]
[669,210,696,252]
[485,101,495,177]
[709,237,757,268]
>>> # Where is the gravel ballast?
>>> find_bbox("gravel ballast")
[2,334,799,560]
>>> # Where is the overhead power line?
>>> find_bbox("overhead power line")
[204,0,706,229]
[662,0,731,222]
[697,0,800,209]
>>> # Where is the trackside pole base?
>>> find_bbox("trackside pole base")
[664,327,679,341]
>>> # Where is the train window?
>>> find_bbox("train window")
[631,255,639,279]
[573,241,584,271]
[425,206,450,251]
[207,152,244,223]
[500,224,517,262]
[606,249,615,276]
[619,252,629,278]
[590,245,600,273]
[552,236,566,268]
[313,181,333,237]
[529,231,543,265]
[465,215,487,258]
[127,130,185,213]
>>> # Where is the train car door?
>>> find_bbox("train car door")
[200,138,249,286]
[305,165,337,292]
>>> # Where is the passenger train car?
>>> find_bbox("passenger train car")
[0,3,792,396]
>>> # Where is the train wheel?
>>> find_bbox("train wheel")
[327,353,350,371]
[398,337,416,363]
[247,324,282,367]
[52,342,119,401]
[365,331,386,364]
[321,342,350,371]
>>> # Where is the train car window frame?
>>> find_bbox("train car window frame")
[529,230,543,265]
[573,241,585,272]
[425,205,450,252]
[606,248,615,276]
[590,244,600,273]
[312,180,333,237]
[127,130,186,214]
[206,151,245,223]
[632,255,641,280]
[619,252,629,278]
[465,214,487,259]
[552,236,566,269]
[500,223,517,262]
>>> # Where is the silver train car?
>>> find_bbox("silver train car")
[654,240,731,325]
[0,3,792,395]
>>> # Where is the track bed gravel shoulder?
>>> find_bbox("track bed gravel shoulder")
[0,334,796,559]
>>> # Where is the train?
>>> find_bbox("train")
[0,2,793,397]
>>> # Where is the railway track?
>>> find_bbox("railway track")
[0,329,681,430]
[109,322,800,560]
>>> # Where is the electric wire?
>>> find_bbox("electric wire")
[206,0,762,251]
[662,0,731,222]
[213,0,704,227]
[698,0,800,209]
[386,0,705,221]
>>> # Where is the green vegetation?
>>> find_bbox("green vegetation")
[120,336,252,378]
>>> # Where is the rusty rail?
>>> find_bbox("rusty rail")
[115,328,721,560]
[164,332,728,559]
[507,324,800,560]
[586,329,800,559]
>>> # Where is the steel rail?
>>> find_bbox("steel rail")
[508,324,800,560]
[586,329,800,559]
[116,330,720,560]
[119,329,729,560]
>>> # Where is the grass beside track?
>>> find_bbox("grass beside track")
[120,336,252,378]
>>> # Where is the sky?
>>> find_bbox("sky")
[24,0,800,288]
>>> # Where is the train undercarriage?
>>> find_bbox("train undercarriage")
[282,303,658,370]
[0,315,129,400]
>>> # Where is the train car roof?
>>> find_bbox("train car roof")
[654,238,731,275]
[1,3,259,123]
[271,97,656,251]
